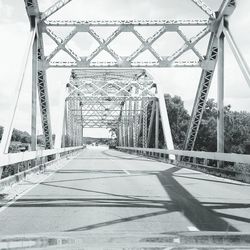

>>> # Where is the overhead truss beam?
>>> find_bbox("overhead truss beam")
[39,19,211,68]
[41,0,73,21]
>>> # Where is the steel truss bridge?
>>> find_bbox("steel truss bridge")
[0,0,250,239]
[0,0,250,176]
[0,0,249,173]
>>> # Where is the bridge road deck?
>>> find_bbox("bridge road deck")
[0,146,250,235]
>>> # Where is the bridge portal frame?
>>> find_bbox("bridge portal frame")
[1,0,250,163]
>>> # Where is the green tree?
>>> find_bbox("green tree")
[145,94,190,149]
[194,98,250,154]
[194,99,217,152]
[164,94,190,149]
[0,126,3,140]
[21,135,31,144]
[225,109,250,154]
[148,96,250,153]
[11,129,22,142]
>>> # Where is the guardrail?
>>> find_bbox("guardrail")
[117,147,250,164]
[0,146,84,179]
[0,146,82,168]
[117,147,250,183]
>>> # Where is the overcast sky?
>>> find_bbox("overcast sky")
[0,0,249,138]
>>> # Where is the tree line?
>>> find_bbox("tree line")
[151,94,250,154]
[0,127,44,152]
[137,94,249,154]
[0,126,31,144]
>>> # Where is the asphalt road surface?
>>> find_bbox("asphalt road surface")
[0,146,250,236]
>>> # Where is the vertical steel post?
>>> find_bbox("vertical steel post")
[31,34,37,151]
[37,26,53,150]
[80,101,83,146]
[68,99,74,146]
[117,125,120,146]
[124,102,128,147]
[73,124,76,146]
[157,85,174,159]
[121,107,126,147]
[120,123,124,146]
[65,100,69,146]
[128,98,133,147]
[74,98,77,146]
[155,99,159,148]
[76,124,81,146]
[68,101,72,146]
[62,103,67,148]
[217,32,225,155]
[142,98,148,148]
[125,101,128,147]
[137,103,143,147]
[124,115,127,147]
[121,124,124,147]
[133,100,139,147]
[75,126,77,146]
[75,125,78,146]
[147,100,156,147]
[73,98,77,146]
[158,93,174,150]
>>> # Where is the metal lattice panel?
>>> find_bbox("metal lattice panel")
[36,29,53,149]
[41,21,210,68]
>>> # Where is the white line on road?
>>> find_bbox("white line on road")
[0,153,79,215]
[188,226,199,231]
[123,169,130,175]
[0,173,53,214]
[107,151,131,175]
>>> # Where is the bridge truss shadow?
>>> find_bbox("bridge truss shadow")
[6,150,250,233]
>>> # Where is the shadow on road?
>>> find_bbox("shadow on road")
[7,149,249,232]
[65,210,172,232]
[157,167,238,232]
[101,150,158,162]
[173,174,249,187]
[55,169,157,174]
[8,197,174,209]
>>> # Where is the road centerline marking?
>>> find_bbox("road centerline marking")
[188,226,199,231]
[123,169,130,175]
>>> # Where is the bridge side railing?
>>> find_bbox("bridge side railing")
[117,147,250,183]
[0,146,84,180]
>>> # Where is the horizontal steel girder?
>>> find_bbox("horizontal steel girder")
[40,19,211,69]
[44,19,210,26]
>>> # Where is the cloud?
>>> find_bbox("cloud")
[0,1,13,23]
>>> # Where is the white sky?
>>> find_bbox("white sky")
[0,0,249,138]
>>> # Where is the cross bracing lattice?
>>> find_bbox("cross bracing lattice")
[42,19,211,68]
